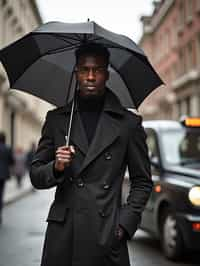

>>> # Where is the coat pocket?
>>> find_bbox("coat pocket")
[98,205,115,248]
[109,208,121,250]
[46,202,69,222]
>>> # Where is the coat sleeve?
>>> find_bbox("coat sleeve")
[30,111,65,189]
[119,115,153,239]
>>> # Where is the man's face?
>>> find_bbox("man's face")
[75,54,109,99]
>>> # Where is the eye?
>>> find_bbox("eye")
[77,67,89,74]
[94,67,106,74]
[76,66,107,75]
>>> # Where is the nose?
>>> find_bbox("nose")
[87,69,96,81]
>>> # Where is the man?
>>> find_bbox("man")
[13,147,26,187]
[0,132,14,224]
[30,43,153,266]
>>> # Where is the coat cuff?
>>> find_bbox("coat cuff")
[53,162,65,180]
[38,161,65,187]
[119,206,141,239]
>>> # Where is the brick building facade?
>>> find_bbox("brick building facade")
[139,0,200,120]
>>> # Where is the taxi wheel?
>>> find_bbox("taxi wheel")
[160,208,183,260]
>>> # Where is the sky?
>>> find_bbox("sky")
[36,0,154,43]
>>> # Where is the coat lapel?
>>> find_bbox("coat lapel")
[70,111,89,155]
[78,112,121,175]
[63,102,88,155]
[77,90,124,176]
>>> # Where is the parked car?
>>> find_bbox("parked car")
[139,118,200,260]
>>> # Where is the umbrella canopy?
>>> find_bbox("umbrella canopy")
[0,21,163,108]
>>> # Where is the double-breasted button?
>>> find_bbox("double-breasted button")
[99,210,106,218]
[77,178,84,188]
[103,183,110,190]
[105,152,112,160]
[77,182,84,187]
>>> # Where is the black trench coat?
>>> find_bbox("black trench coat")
[30,90,153,266]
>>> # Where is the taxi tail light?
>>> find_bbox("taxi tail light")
[192,223,200,231]
[183,118,200,127]
[154,185,161,193]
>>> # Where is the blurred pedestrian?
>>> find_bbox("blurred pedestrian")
[30,43,153,266]
[0,132,14,224]
[26,142,36,171]
[13,147,26,188]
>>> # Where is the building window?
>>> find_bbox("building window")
[186,96,191,116]
[1,0,7,7]
[172,19,178,48]
[20,0,26,10]
[186,0,193,23]
[11,17,18,26]
[178,2,185,33]
[177,100,182,118]
[165,30,170,55]
[16,26,23,34]
[187,41,193,70]
[6,7,13,18]
[196,33,200,67]
[179,49,186,76]
[196,0,200,13]
[172,63,177,80]
[180,98,188,116]
[198,95,200,115]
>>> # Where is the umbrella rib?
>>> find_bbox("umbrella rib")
[46,43,81,55]
[33,32,81,44]
[77,33,87,42]
[84,35,122,49]
[76,34,104,43]
[65,33,83,42]
[84,37,140,54]
[45,39,123,56]
[51,33,79,46]
[86,37,129,51]
[82,36,121,47]
[87,36,101,42]
[51,33,82,43]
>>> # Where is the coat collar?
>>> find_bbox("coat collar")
[65,88,124,117]
[60,89,125,176]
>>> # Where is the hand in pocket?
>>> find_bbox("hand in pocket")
[115,225,125,241]
[110,225,124,251]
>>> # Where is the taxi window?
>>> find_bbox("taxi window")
[146,129,159,163]
[160,129,200,166]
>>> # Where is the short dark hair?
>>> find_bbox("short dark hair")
[75,43,110,67]
[0,132,6,143]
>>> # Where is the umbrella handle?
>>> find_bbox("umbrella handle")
[65,80,78,146]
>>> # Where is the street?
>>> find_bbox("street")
[0,190,199,266]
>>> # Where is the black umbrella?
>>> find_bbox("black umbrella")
[0,21,163,144]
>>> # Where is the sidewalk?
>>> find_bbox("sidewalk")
[3,174,34,205]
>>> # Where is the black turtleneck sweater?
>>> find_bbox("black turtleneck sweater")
[77,93,105,145]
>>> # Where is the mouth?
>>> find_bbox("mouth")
[84,86,96,90]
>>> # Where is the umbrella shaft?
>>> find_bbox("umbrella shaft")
[65,80,78,146]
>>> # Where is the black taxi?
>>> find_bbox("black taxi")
[140,118,200,260]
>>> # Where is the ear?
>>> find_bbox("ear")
[105,69,109,81]
[74,67,78,78]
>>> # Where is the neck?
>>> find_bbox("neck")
[77,92,105,112]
